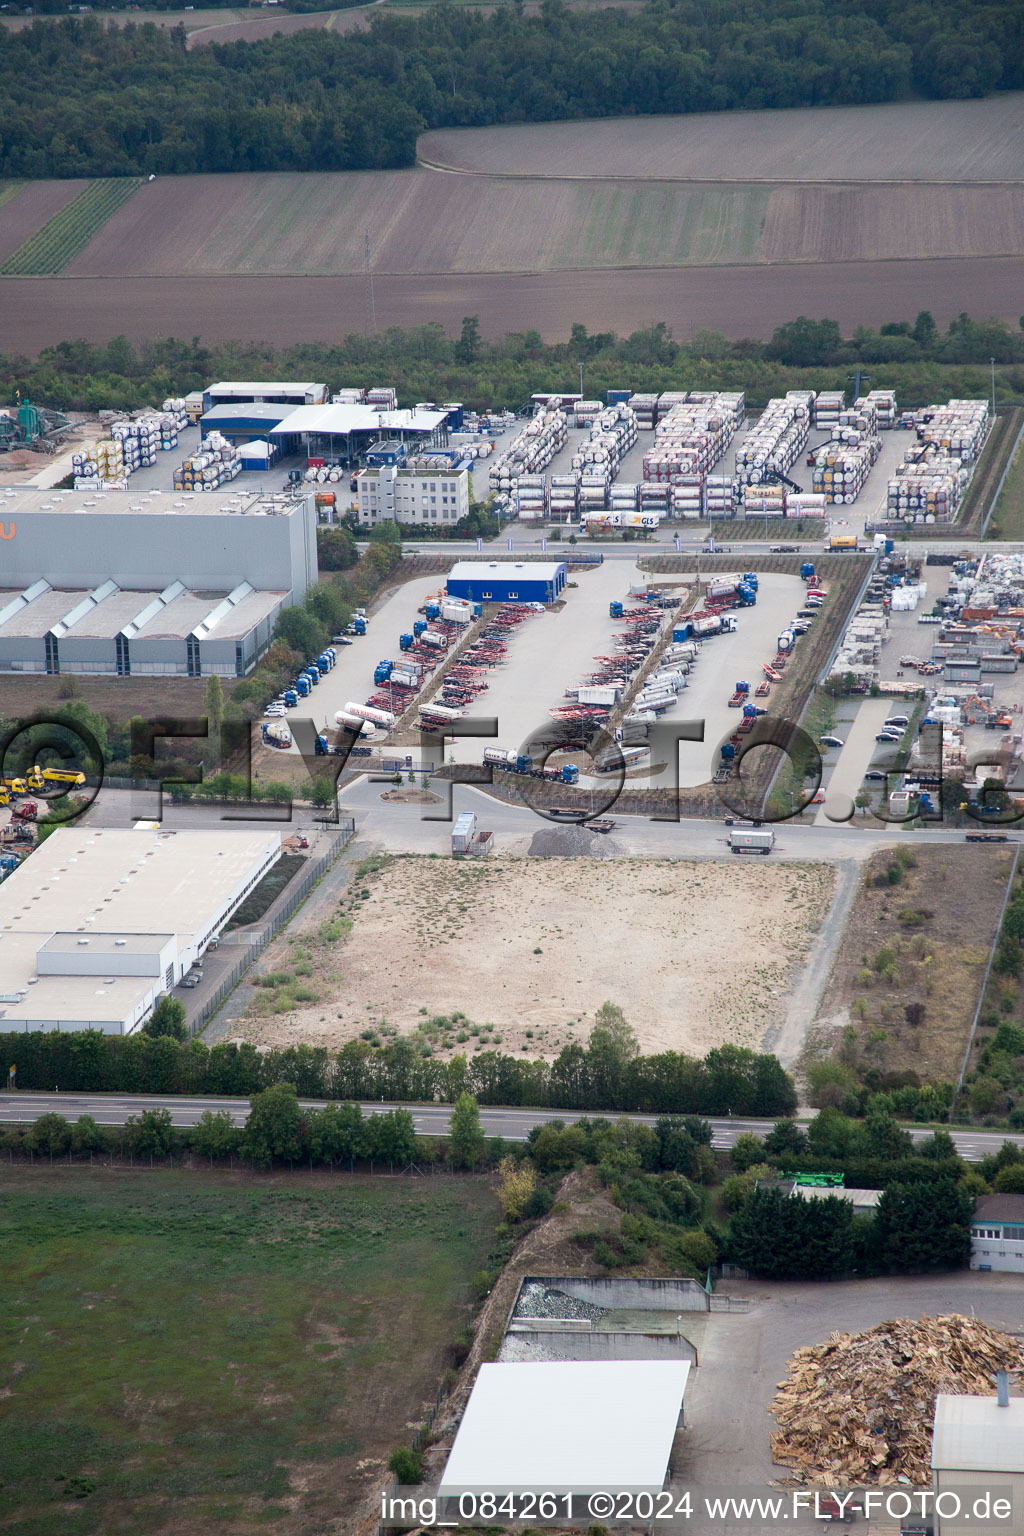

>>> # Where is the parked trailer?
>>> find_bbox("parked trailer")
[339,702,395,730]
[729,827,775,854]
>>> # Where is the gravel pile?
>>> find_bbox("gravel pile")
[514,1282,608,1322]
[527,826,622,858]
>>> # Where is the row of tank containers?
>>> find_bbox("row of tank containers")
[883,400,990,525]
[487,386,902,524]
[72,405,189,490]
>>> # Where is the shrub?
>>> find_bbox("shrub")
[388,1446,422,1485]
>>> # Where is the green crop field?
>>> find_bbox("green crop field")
[0,1167,496,1536]
[1,178,143,275]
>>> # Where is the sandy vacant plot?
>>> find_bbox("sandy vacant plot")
[418,95,1024,182]
[238,854,836,1059]
[6,255,1024,351]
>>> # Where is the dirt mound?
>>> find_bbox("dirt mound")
[770,1313,1024,1485]
[527,825,622,858]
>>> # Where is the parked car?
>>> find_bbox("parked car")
[886,715,910,728]
[819,735,845,749]
[876,731,902,743]
[796,609,818,620]
[864,769,887,782]
[264,705,285,718]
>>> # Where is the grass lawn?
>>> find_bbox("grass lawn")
[0,1168,496,1536]
[989,422,1024,540]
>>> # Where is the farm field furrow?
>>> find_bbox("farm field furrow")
[418,95,1024,182]
[2,178,144,275]
[62,171,1024,277]
[6,256,1024,349]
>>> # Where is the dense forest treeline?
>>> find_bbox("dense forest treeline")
[2,0,1024,178]
[4,313,1024,416]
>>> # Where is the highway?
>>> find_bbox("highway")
[1,1092,1022,1162]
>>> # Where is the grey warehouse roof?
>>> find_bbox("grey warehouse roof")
[0,584,285,642]
[932,1395,1024,1473]
[0,487,301,518]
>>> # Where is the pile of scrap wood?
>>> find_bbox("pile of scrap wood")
[770,1314,1024,1484]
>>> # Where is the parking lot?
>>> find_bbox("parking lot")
[445,560,644,764]
[653,571,809,787]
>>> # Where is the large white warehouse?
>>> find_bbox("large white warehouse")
[0,827,281,1035]
[0,485,317,677]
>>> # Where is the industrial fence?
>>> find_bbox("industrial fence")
[187,819,355,1037]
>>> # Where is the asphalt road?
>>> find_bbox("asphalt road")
[1,1092,1021,1161]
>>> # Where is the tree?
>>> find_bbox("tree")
[242,1082,306,1168]
[455,314,481,364]
[730,1131,766,1172]
[586,1001,639,1103]
[448,1091,485,1169]
[25,1112,71,1157]
[308,1101,365,1167]
[913,310,938,348]
[274,606,326,658]
[125,1107,176,1158]
[190,1109,240,1162]
[144,995,187,1041]
[71,1114,105,1155]
[763,1119,809,1159]
[729,1187,856,1279]
[871,1179,972,1272]
[497,1154,537,1220]
[316,527,358,570]
[204,673,224,733]
[993,1163,1024,1194]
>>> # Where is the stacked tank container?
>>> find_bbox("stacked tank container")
[813,391,845,429]
[173,431,241,492]
[514,473,548,521]
[488,409,568,496]
[71,437,127,487]
[334,388,366,403]
[671,476,704,518]
[704,474,739,518]
[610,482,640,514]
[630,393,659,430]
[862,389,898,428]
[811,439,878,504]
[918,400,989,464]
[742,483,786,517]
[549,475,579,521]
[572,404,638,480]
[639,482,670,517]
[573,400,602,428]
[366,387,398,410]
[735,398,807,485]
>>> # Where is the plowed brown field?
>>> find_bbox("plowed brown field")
[418,95,1024,182]
[4,256,1024,350]
[61,170,1024,277]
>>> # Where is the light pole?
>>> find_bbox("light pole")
[991,357,997,418]
[578,361,584,404]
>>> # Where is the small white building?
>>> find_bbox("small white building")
[970,1195,1024,1273]
[356,463,470,527]
[932,1389,1024,1536]
[438,1360,688,1503]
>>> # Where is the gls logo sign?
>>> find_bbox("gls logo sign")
[0,522,14,540]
